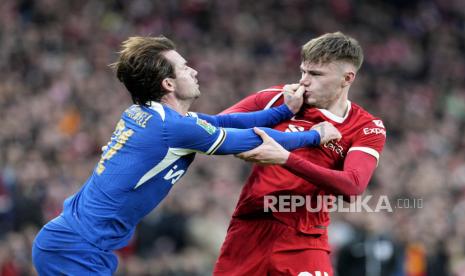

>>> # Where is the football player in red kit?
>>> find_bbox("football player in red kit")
[214,32,386,276]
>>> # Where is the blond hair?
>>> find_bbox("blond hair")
[301,32,363,70]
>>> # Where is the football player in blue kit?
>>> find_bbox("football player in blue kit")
[32,36,341,275]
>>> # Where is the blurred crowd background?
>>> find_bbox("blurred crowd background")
[1,0,464,275]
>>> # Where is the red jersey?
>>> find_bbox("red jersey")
[222,85,386,250]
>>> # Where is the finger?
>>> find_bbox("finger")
[283,90,293,97]
[310,122,324,129]
[253,127,271,142]
[238,152,255,159]
[294,85,305,97]
[239,148,260,158]
[236,149,255,158]
[282,84,292,92]
[244,157,260,163]
[329,133,342,141]
[289,83,300,91]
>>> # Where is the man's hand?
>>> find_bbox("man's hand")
[283,84,305,114]
[311,122,342,144]
[236,128,290,165]
[236,123,341,165]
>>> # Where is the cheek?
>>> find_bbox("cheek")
[321,79,338,92]
[178,76,191,86]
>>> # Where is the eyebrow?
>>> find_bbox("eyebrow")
[300,67,324,74]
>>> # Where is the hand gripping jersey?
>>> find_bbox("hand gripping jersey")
[57,102,320,251]
[222,85,387,251]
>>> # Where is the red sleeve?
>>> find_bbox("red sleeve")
[220,86,283,114]
[284,150,377,197]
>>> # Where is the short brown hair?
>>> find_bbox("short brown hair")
[301,32,363,70]
[110,36,176,106]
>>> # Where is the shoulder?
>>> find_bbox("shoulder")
[119,105,160,129]
[256,85,284,94]
[161,108,217,134]
[349,102,385,129]
[346,102,387,161]
[122,103,184,133]
[255,85,285,109]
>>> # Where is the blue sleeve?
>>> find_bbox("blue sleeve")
[165,116,320,155]
[213,127,320,155]
[190,104,294,129]
[165,116,227,154]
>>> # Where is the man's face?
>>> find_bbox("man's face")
[163,50,200,100]
[299,61,346,109]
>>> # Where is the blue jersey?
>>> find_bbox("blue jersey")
[54,102,320,251]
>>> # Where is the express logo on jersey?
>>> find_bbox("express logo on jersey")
[363,127,386,136]
[373,120,385,128]
[196,118,216,135]
[362,120,386,136]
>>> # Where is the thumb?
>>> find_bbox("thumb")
[289,83,300,90]
[253,127,271,141]
[294,85,305,97]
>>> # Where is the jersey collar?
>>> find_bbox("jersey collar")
[317,100,351,124]
[147,101,166,121]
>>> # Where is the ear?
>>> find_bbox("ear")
[161,78,176,92]
[342,71,355,88]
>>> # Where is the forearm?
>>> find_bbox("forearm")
[213,127,320,155]
[283,151,377,197]
[196,104,293,128]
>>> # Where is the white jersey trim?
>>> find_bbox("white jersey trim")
[258,88,283,93]
[348,146,380,164]
[148,102,166,121]
[134,147,194,189]
[318,100,352,123]
[187,112,198,118]
[264,92,284,110]
[206,128,226,155]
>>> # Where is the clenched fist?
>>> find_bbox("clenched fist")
[283,83,305,114]
[311,122,342,144]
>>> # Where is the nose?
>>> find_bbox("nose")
[299,75,310,86]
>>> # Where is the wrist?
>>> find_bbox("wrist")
[284,152,298,167]
[284,104,298,115]
[308,129,321,146]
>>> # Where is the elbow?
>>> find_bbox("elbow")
[350,185,365,197]
[341,172,366,197]
[338,182,365,201]
[340,187,364,203]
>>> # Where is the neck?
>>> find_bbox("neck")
[326,91,349,118]
[160,94,193,115]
